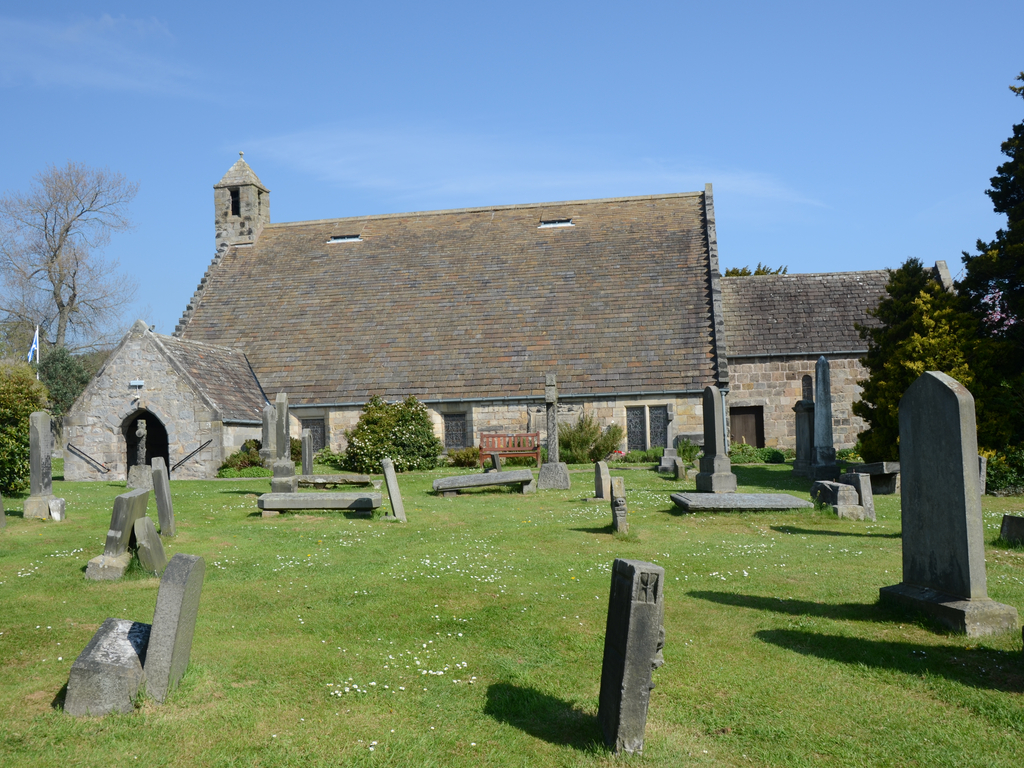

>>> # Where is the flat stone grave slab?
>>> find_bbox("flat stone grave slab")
[432,470,536,496]
[64,618,151,717]
[296,473,373,488]
[671,493,813,512]
[257,492,382,515]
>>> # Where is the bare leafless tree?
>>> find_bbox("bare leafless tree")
[0,162,139,350]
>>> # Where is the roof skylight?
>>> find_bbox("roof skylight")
[328,235,363,243]
[538,218,574,229]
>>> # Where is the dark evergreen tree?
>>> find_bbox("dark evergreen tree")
[38,346,91,427]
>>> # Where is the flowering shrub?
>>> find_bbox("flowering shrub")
[557,414,625,464]
[344,396,444,473]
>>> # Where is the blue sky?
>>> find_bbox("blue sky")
[1,2,1022,336]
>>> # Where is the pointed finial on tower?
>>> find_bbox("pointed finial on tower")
[239,151,244,159]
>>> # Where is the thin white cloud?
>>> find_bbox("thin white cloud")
[0,14,201,95]
[245,125,827,212]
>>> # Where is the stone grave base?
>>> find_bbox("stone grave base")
[126,465,153,491]
[694,472,737,493]
[64,618,151,717]
[671,493,813,513]
[24,495,57,520]
[879,583,1019,637]
[85,552,133,581]
[537,462,571,490]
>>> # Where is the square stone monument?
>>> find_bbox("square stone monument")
[810,356,839,480]
[537,374,571,490]
[879,371,1018,636]
[694,386,737,493]
[598,558,665,755]
[23,411,65,520]
[271,393,298,494]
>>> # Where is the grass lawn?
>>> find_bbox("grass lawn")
[1,462,1023,767]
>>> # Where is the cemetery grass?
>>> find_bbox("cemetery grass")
[0,465,1022,767]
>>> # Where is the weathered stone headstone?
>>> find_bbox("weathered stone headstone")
[879,371,1018,636]
[537,374,571,490]
[301,429,313,475]
[64,618,151,717]
[849,461,901,495]
[134,516,167,574]
[598,558,665,755]
[838,472,875,521]
[145,553,206,703]
[657,448,678,473]
[151,457,175,537]
[695,386,737,493]
[85,489,150,581]
[594,461,611,500]
[271,393,298,493]
[1000,514,1024,545]
[432,470,536,496]
[24,411,64,520]
[48,498,66,521]
[259,402,277,465]
[610,476,628,533]
[381,458,407,522]
[810,480,865,520]
[126,419,153,490]
[811,357,838,480]
[978,454,987,496]
[792,399,814,476]
[672,457,686,481]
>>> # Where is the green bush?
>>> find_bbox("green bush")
[448,446,481,467]
[676,438,701,464]
[219,439,264,472]
[558,414,625,464]
[0,362,48,493]
[217,465,272,478]
[837,446,864,463]
[987,446,1024,494]
[314,445,346,470]
[290,437,302,463]
[344,396,444,474]
[618,446,664,464]
[729,444,785,464]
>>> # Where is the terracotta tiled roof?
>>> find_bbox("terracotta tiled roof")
[720,271,888,357]
[154,334,267,421]
[177,192,722,403]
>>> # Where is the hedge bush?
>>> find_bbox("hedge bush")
[218,439,264,476]
[344,396,444,473]
[558,414,625,464]
[987,446,1024,495]
[448,446,481,467]
[0,362,48,493]
[729,444,785,464]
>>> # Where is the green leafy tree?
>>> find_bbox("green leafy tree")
[38,346,91,427]
[724,263,789,277]
[558,413,625,464]
[0,361,48,493]
[344,395,444,473]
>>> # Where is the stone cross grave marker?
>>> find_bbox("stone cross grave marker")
[151,457,175,537]
[537,374,571,490]
[272,393,298,493]
[879,371,1018,636]
[381,458,407,522]
[610,476,628,533]
[127,419,153,491]
[811,356,838,480]
[24,411,64,520]
[695,386,737,493]
[146,553,206,703]
[598,558,665,755]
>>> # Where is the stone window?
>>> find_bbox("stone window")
[230,188,240,217]
[730,406,764,448]
[443,413,467,450]
[300,419,326,453]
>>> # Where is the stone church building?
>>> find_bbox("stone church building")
[65,156,905,480]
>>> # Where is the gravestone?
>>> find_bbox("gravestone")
[271,393,298,493]
[694,386,737,493]
[593,461,611,500]
[146,554,206,703]
[610,476,628,533]
[432,470,536,496]
[672,457,687,481]
[381,458,407,522]
[810,480,865,520]
[671,492,813,512]
[151,457,175,537]
[978,455,987,496]
[64,618,151,717]
[301,429,313,475]
[85,489,150,581]
[811,357,839,480]
[24,411,64,520]
[792,399,815,476]
[879,371,1018,636]
[134,516,167,574]
[657,448,678,473]
[537,374,571,490]
[259,402,277,465]
[1000,515,1024,545]
[848,461,901,495]
[126,419,153,491]
[598,559,665,755]
[838,472,875,521]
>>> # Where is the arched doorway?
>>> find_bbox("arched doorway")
[123,410,169,470]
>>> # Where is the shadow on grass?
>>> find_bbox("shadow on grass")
[756,629,1024,693]
[569,524,615,535]
[771,524,901,539]
[732,464,811,491]
[484,682,602,750]
[51,682,68,711]
[688,590,886,623]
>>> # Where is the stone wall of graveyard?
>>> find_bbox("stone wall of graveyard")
[64,332,227,481]
[726,355,867,450]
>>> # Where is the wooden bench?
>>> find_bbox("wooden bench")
[478,432,541,469]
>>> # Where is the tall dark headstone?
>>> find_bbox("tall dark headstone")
[145,553,206,703]
[811,357,838,480]
[598,559,665,755]
[151,457,175,537]
[695,386,737,493]
[792,399,815,476]
[537,374,571,490]
[259,402,277,466]
[301,429,313,475]
[879,371,1018,636]
[24,411,63,519]
[381,458,407,522]
[271,393,298,493]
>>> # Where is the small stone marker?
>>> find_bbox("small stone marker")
[598,558,665,755]
[695,386,737,493]
[672,457,687,481]
[879,371,1018,636]
[24,411,64,520]
[65,618,151,717]
[301,429,313,475]
[657,448,678,473]
[134,516,167,574]
[85,488,150,581]
[259,402,277,465]
[594,461,611,500]
[48,498,66,521]
[146,553,206,703]
[792,398,814,476]
[838,473,875,521]
[610,476,627,533]
[126,419,153,490]
[381,458,407,522]
[271,393,298,493]
[537,374,571,490]
[811,480,865,520]
[1000,515,1024,545]
[151,457,175,537]
[811,357,839,480]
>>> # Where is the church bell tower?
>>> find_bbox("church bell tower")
[214,152,270,257]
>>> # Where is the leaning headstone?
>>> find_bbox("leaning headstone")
[1000,515,1024,545]
[694,386,737,493]
[598,558,665,755]
[537,374,571,490]
[259,402,277,466]
[85,489,150,581]
[64,618,151,717]
[879,371,1018,636]
[610,476,628,533]
[151,457,175,537]
[271,393,298,493]
[134,516,167,575]
[593,461,611,500]
[301,429,313,475]
[48,498,66,521]
[792,399,815,476]
[381,458,407,522]
[838,473,875,521]
[810,480,865,520]
[145,553,206,703]
[24,411,64,520]
[811,357,839,480]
